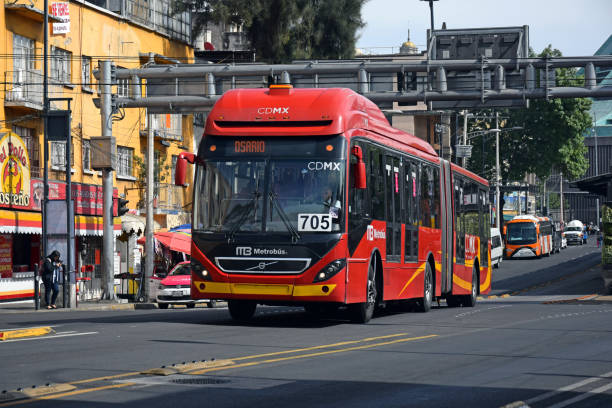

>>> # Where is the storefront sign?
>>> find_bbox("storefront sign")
[0,234,12,278]
[51,2,70,34]
[0,133,31,211]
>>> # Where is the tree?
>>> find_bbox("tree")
[174,0,367,63]
[466,45,592,183]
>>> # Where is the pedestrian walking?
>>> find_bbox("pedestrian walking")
[597,231,603,248]
[42,250,62,309]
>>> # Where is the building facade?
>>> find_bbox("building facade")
[1,0,195,301]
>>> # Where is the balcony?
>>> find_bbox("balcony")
[155,183,185,212]
[4,69,43,110]
[4,70,65,111]
[141,114,183,143]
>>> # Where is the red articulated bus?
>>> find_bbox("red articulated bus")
[175,85,491,323]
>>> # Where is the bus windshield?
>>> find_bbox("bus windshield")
[193,137,345,235]
[506,222,537,245]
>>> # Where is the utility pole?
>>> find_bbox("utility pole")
[462,111,469,168]
[594,114,600,228]
[495,111,501,230]
[560,172,564,225]
[100,61,115,300]
[145,111,154,302]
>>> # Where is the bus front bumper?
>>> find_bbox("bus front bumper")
[509,247,538,258]
[192,280,343,302]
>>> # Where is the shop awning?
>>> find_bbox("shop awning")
[0,210,121,236]
[137,229,192,254]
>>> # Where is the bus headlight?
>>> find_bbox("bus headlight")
[313,259,346,283]
[191,258,212,281]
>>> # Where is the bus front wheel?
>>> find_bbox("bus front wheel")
[228,300,257,322]
[349,259,378,323]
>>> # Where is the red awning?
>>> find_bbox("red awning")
[138,230,191,254]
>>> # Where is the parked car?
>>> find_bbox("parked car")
[491,228,504,268]
[157,261,216,309]
[564,220,586,245]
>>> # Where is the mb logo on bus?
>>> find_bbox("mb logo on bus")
[236,247,252,256]
[367,225,386,241]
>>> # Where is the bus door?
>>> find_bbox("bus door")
[454,175,466,268]
[385,155,401,263]
[478,188,489,269]
[404,159,419,263]
[439,160,453,293]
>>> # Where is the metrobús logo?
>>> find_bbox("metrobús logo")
[0,133,30,207]
[366,225,386,241]
[236,247,288,256]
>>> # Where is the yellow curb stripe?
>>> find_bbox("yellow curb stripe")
[190,334,438,375]
[0,327,53,341]
[501,294,511,298]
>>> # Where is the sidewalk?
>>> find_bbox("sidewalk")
[0,299,158,314]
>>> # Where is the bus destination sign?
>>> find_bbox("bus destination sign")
[235,140,265,153]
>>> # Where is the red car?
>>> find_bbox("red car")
[156,262,216,309]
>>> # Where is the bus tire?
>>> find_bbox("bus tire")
[416,262,433,313]
[228,300,257,321]
[461,266,478,307]
[349,258,378,323]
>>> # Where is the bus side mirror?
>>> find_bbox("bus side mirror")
[175,152,196,187]
[352,146,367,189]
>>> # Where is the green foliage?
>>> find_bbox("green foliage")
[466,45,592,183]
[174,0,367,63]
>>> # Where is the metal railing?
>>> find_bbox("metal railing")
[143,114,183,141]
[124,0,190,44]
[155,183,185,211]
[4,69,43,106]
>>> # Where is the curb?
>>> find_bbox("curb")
[0,326,53,341]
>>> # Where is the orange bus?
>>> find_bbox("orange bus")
[175,85,491,323]
[503,215,553,258]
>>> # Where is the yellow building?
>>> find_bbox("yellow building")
[1,0,195,300]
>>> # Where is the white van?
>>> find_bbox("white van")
[491,227,504,268]
[564,220,585,245]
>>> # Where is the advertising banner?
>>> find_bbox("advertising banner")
[51,2,70,34]
[0,133,31,211]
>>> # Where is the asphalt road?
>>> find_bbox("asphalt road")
[0,239,609,408]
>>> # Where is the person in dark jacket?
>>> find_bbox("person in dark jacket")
[42,250,62,309]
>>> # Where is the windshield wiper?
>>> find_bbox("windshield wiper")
[227,191,260,243]
[269,192,301,243]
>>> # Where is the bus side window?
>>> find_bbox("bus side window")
[371,146,385,220]
[349,141,368,218]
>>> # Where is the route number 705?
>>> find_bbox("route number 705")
[298,214,332,232]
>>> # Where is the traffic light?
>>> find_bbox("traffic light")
[117,198,129,217]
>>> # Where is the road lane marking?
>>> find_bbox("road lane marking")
[0,383,135,407]
[231,332,412,361]
[526,370,612,404]
[189,334,438,375]
[545,381,612,408]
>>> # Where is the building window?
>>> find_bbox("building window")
[117,66,130,97]
[13,34,35,75]
[50,46,71,84]
[117,146,133,177]
[12,126,40,177]
[82,56,92,90]
[50,141,74,168]
[82,140,91,171]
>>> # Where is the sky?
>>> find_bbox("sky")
[357,0,612,56]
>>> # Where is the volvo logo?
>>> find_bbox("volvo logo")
[236,247,252,256]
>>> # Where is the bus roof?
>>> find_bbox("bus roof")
[508,215,550,224]
[205,87,438,157]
